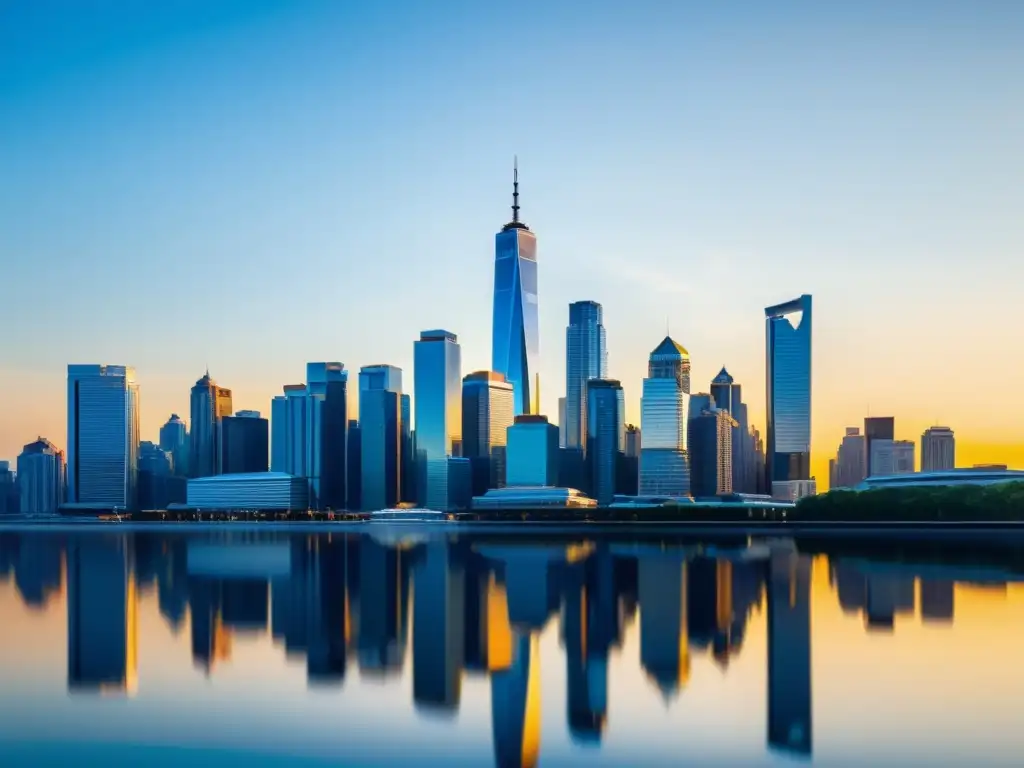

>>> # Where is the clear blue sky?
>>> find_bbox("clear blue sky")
[2,0,1023,479]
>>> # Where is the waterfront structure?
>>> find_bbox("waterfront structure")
[864,417,895,477]
[158,414,188,476]
[462,371,515,495]
[639,338,691,497]
[67,364,140,509]
[689,407,736,498]
[492,160,539,416]
[830,428,867,490]
[564,301,607,449]
[921,426,955,472]
[765,296,813,501]
[17,438,65,515]
[220,411,269,475]
[189,372,232,479]
[360,365,403,511]
[586,379,625,506]
[186,472,309,512]
[869,439,915,477]
[472,486,596,510]
[415,330,466,511]
[506,415,559,487]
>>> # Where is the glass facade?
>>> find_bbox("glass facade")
[586,380,624,506]
[492,168,539,417]
[415,331,463,511]
[506,416,559,487]
[462,372,515,496]
[359,365,403,511]
[565,301,607,449]
[765,295,812,493]
[67,364,140,509]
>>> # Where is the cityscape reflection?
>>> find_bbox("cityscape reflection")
[1,530,1024,766]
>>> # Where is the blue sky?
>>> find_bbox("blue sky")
[2,0,1023,479]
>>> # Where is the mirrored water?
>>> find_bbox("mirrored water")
[1,528,1023,766]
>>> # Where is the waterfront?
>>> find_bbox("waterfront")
[2,530,1024,766]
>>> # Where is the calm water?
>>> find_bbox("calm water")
[1,528,1023,767]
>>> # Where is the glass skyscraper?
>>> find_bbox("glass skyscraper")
[492,161,539,416]
[765,295,814,500]
[639,337,691,497]
[586,379,625,506]
[359,364,403,511]
[565,300,607,450]
[67,364,140,509]
[189,371,232,479]
[414,330,468,511]
[462,371,515,496]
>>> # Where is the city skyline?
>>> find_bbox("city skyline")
[3,2,1023,485]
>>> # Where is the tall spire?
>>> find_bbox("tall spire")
[512,155,520,224]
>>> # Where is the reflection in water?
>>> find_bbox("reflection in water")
[2,530,1024,765]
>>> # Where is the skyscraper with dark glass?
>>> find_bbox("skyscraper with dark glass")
[765,295,814,500]
[565,301,607,449]
[492,161,539,416]
[586,379,625,506]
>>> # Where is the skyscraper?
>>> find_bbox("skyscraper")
[220,411,270,474]
[639,337,691,497]
[159,414,189,477]
[864,417,895,477]
[17,437,65,515]
[921,426,955,472]
[586,379,625,506]
[189,372,232,479]
[492,160,539,416]
[462,371,515,495]
[67,365,140,509]
[414,330,468,511]
[765,296,814,500]
[565,301,608,449]
[359,365,403,511]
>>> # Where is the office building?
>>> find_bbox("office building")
[189,371,232,478]
[921,426,956,472]
[830,428,867,490]
[506,415,559,487]
[869,439,915,476]
[565,300,608,449]
[864,417,895,477]
[159,414,188,476]
[220,411,270,474]
[765,296,813,500]
[462,371,515,495]
[415,330,465,511]
[492,161,539,416]
[67,365,140,510]
[688,407,736,497]
[586,379,625,506]
[17,437,65,515]
[360,365,403,511]
[639,337,691,497]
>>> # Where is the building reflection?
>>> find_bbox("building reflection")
[5,530,1023,766]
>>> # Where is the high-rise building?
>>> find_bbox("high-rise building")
[921,426,955,472]
[565,301,607,449]
[359,365,403,511]
[639,337,691,497]
[67,365,141,510]
[869,439,915,476]
[17,438,65,515]
[506,415,560,487]
[189,372,232,479]
[415,330,466,510]
[462,371,515,496]
[158,414,188,476]
[586,379,625,506]
[830,428,867,489]
[492,161,539,416]
[688,407,736,498]
[711,367,755,494]
[765,296,814,501]
[864,417,895,477]
[220,411,270,474]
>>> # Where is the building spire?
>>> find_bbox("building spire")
[512,156,520,224]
